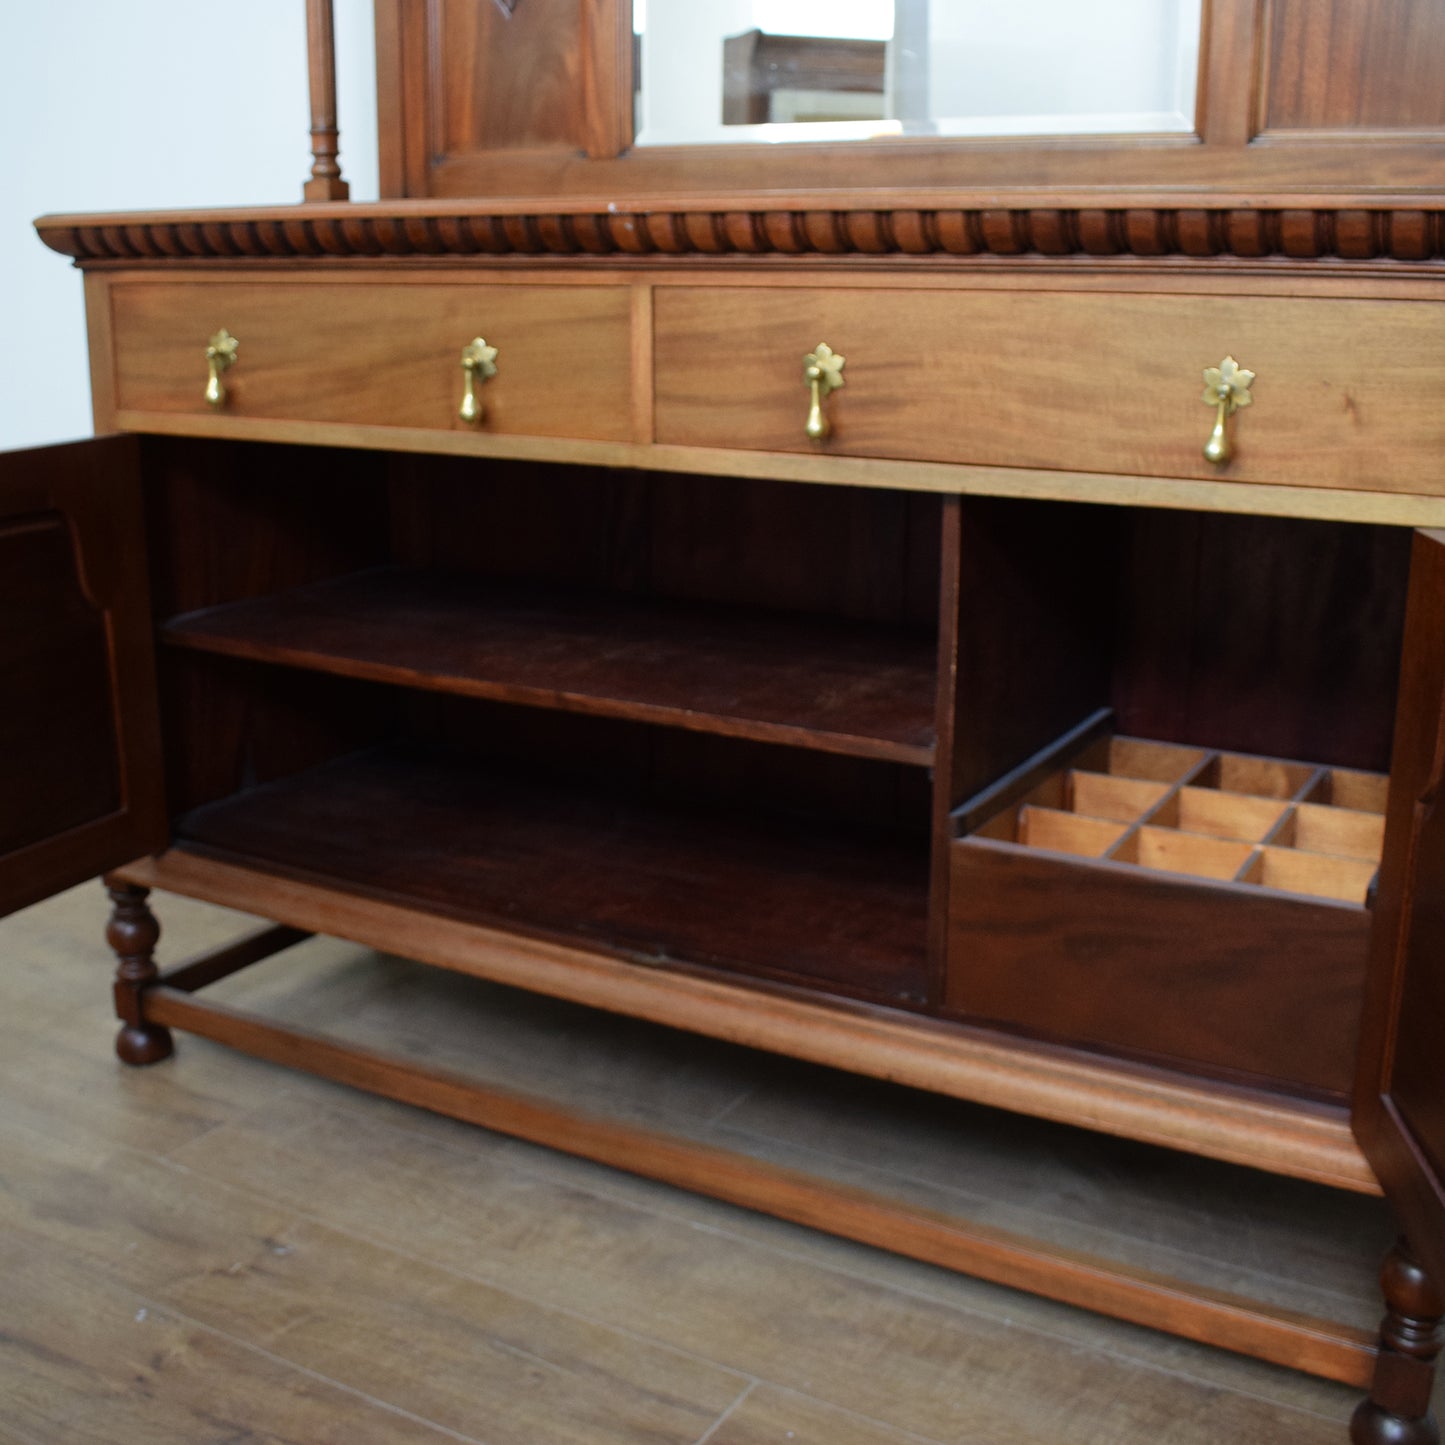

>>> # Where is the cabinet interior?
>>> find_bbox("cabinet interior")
[138,437,1414,1098]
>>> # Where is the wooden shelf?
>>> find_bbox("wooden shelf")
[162,568,938,765]
[177,746,932,1006]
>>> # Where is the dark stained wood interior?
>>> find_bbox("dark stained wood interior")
[0,438,165,920]
[947,828,1372,1098]
[1111,512,1411,772]
[0,512,118,855]
[385,456,941,627]
[177,744,932,1006]
[162,567,938,765]
[944,502,1410,822]
[1354,530,1445,1295]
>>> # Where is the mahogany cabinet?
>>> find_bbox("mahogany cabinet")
[13,0,1445,1436]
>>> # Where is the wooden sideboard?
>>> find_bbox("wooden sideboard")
[11,2,1445,1438]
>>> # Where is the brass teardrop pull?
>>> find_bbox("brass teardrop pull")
[204,328,238,409]
[803,342,845,440]
[1200,356,1254,465]
[459,337,499,424]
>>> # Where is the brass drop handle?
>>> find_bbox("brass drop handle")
[803,342,845,440]
[459,337,498,424]
[204,328,238,409]
[1200,355,1255,465]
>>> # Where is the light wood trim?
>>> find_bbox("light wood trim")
[373,0,407,199]
[303,0,350,202]
[156,923,312,994]
[629,282,653,444]
[38,192,1445,224]
[139,980,1378,1387]
[109,408,1445,528]
[82,262,1445,303]
[580,0,633,160]
[1199,0,1267,146]
[115,849,1379,1193]
[82,273,117,433]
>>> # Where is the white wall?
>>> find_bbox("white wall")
[0,4,378,451]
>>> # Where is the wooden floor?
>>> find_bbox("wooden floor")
[1,883,1433,1444]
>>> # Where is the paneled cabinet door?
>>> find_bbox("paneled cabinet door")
[1356,528,1445,1285]
[0,436,165,919]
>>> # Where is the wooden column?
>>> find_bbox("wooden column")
[106,879,173,1066]
[304,0,350,201]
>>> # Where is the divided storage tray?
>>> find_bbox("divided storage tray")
[947,733,1386,1098]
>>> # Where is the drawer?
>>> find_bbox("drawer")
[945,731,1381,1096]
[654,287,1445,495]
[111,282,634,442]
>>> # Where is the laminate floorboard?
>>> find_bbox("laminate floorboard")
[2,883,1434,1444]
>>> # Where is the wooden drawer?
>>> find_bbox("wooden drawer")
[945,731,1382,1096]
[111,281,634,442]
[654,287,1445,495]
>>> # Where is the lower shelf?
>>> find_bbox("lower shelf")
[177,746,931,1006]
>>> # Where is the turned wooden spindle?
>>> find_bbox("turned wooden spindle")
[1352,1238,1443,1445]
[105,879,173,1066]
[303,0,350,201]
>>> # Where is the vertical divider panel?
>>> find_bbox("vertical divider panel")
[926,496,963,1000]
[581,0,635,159]
[938,497,1121,1008]
[630,283,655,445]
[83,273,118,434]
[1198,0,1269,146]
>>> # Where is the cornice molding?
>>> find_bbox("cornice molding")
[34,200,1445,266]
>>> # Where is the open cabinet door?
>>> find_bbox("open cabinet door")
[1352,528,1445,1441]
[0,436,165,920]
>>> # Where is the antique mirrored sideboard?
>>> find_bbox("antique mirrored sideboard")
[10,1,1445,1436]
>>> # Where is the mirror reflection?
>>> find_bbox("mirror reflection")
[634,0,1202,147]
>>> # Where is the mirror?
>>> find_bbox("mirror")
[634,0,1203,147]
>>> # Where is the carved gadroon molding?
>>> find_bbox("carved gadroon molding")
[35,204,1445,264]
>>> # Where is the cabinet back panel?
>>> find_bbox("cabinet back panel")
[950,500,1410,786]
[141,438,392,618]
[386,457,942,628]
[402,692,932,836]
[160,656,398,818]
[1112,512,1410,772]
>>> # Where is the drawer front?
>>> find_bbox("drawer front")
[112,282,634,442]
[654,287,1445,494]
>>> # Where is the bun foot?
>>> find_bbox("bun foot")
[1353,1239,1443,1445]
[1351,1400,1440,1445]
[115,1021,173,1067]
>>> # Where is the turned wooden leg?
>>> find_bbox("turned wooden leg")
[1352,1238,1443,1445]
[105,878,173,1066]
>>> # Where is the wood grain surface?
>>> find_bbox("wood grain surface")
[176,745,933,1007]
[112,281,633,441]
[0,438,165,920]
[162,567,939,766]
[654,286,1445,495]
[1265,0,1445,132]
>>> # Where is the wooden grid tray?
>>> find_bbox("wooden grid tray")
[971,736,1386,906]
